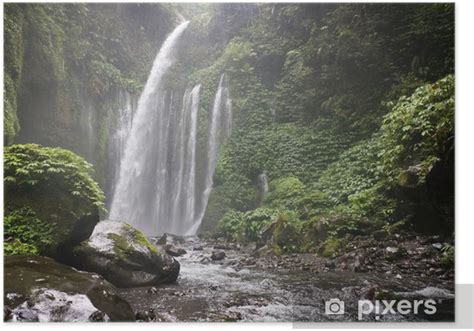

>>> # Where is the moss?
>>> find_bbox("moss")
[440,245,454,269]
[108,233,133,260]
[132,229,159,254]
[107,224,158,260]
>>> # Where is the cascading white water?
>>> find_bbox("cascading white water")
[109,20,232,235]
[106,90,135,205]
[154,84,201,235]
[109,21,190,234]
[258,172,269,195]
[181,85,200,232]
[189,74,232,235]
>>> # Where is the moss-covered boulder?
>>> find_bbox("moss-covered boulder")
[4,255,134,322]
[4,144,105,258]
[72,221,180,288]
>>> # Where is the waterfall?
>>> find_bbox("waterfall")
[106,90,135,208]
[109,20,232,235]
[257,172,269,204]
[109,21,190,234]
[189,74,232,235]
[181,85,200,232]
[154,84,201,235]
[76,92,97,163]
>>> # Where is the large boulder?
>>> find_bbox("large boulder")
[72,221,180,287]
[4,144,105,259]
[4,255,134,322]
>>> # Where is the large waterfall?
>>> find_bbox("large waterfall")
[109,21,232,235]
[109,21,190,234]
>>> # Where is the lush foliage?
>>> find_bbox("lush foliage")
[214,74,454,253]
[4,144,105,212]
[217,208,280,242]
[378,75,455,185]
[3,3,454,257]
[4,207,55,255]
[3,3,177,191]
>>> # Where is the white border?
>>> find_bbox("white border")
[1,1,473,330]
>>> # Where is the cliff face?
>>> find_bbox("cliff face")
[4,3,177,186]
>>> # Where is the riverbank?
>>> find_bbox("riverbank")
[121,233,454,322]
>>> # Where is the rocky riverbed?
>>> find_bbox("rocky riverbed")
[120,234,454,322]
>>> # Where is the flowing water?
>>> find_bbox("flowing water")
[105,22,453,323]
[119,236,454,322]
[257,172,269,204]
[106,90,136,206]
[190,74,232,235]
[109,20,191,234]
[109,20,232,236]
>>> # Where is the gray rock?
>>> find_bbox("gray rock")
[4,255,134,322]
[385,246,406,261]
[165,245,187,257]
[211,250,226,261]
[72,220,180,288]
[386,247,399,254]
[147,287,158,294]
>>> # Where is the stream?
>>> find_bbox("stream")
[118,236,454,322]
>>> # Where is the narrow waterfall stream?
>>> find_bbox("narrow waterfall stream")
[191,74,232,235]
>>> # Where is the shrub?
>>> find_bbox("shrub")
[378,75,455,185]
[217,207,280,242]
[4,207,55,255]
[4,144,105,256]
[4,144,105,212]
[265,177,305,209]
[271,211,304,253]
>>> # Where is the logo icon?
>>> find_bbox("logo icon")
[325,298,345,315]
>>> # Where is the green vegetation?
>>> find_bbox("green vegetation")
[198,4,453,248]
[215,75,454,254]
[4,144,105,256]
[4,3,454,259]
[217,208,280,242]
[3,3,177,190]
[132,227,159,254]
[4,207,55,255]
[4,144,105,211]
[440,244,455,269]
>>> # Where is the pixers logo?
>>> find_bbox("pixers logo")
[358,299,437,320]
